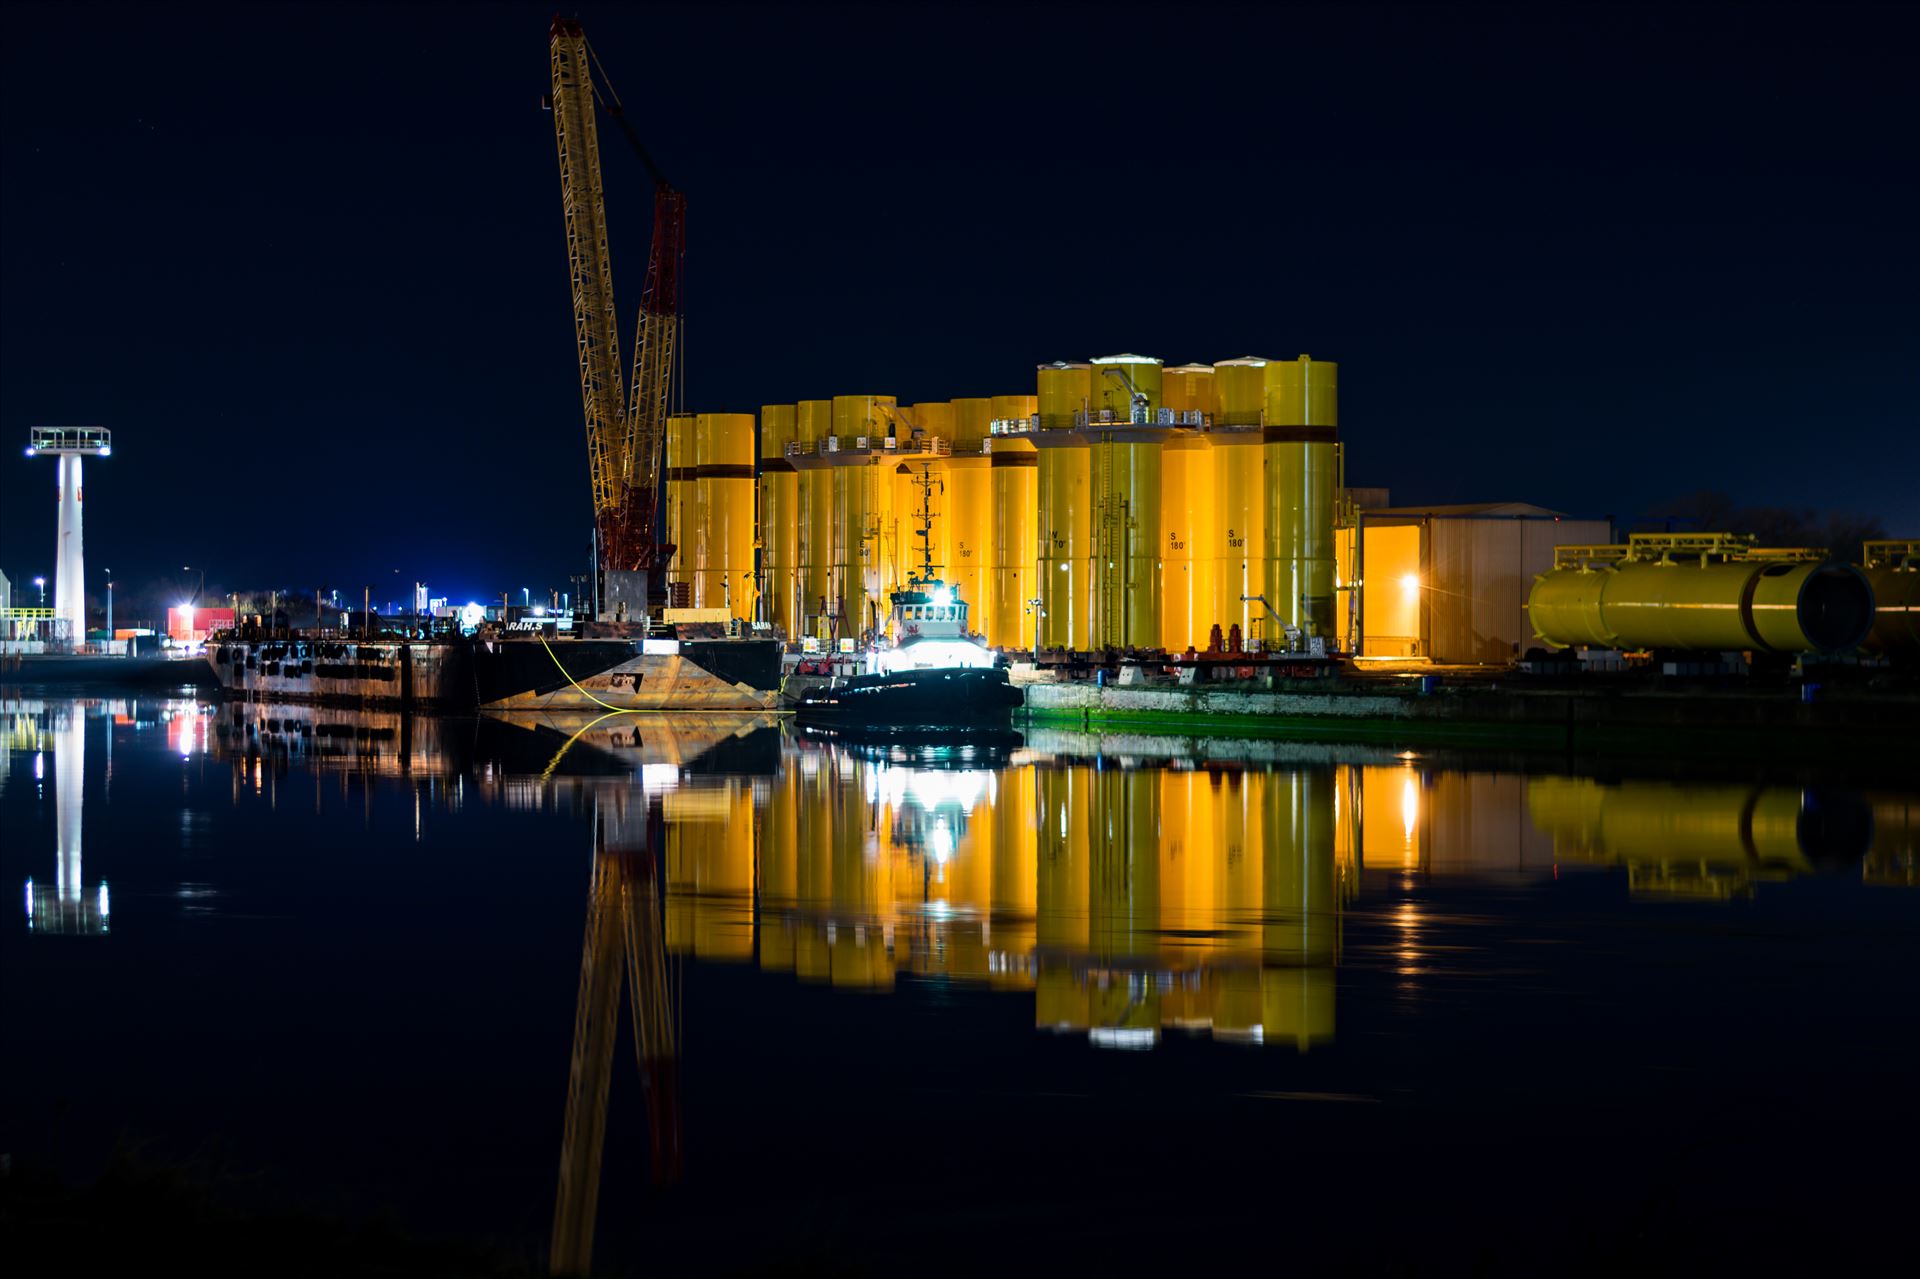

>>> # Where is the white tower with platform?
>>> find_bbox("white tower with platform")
[25,426,111,648]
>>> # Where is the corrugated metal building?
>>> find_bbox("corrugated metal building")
[1350,503,1611,664]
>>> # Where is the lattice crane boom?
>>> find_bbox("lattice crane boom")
[548,18,682,590]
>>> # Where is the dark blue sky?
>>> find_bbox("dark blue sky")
[3,0,1915,612]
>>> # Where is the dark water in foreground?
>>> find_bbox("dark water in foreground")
[3,694,1918,1274]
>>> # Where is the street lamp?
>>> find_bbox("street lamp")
[104,567,113,643]
[182,565,205,605]
[34,575,46,606]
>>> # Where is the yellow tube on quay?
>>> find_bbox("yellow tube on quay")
[1160,433,1214,651]
[693,412,756,620]
[1036,364,1089,430]
[759,404,799,633]
[796,399,834,635]
[1264,355,1339,640]
[1527,549,1875,654]
[1037,441,1090,650]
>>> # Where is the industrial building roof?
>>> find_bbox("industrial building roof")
[1363,501,1574,519]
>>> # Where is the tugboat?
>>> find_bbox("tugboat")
[794,470,1023,728]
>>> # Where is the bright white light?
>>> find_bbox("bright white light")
[880,640,994,673]
[932,587,953,606]
[1400,573,1420,598]
[459,602,487,631]
[100,446,111,457]
[1090,1027,1158,1051]
[1401,774,1419,847]
[99,882,110,918]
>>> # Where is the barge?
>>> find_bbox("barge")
[208,626,780,712]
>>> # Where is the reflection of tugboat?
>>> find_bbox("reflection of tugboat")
[796,469,1022,727]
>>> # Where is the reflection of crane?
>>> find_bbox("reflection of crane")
[548,19,686,620]
[550,793,680,1275]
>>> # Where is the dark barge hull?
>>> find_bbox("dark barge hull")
[208,636,781,710]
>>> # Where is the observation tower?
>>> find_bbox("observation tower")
[24,426,111,647]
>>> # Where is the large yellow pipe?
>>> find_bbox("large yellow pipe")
[1088,354,1162,423]
[759,404,799,633]
[1089,438,1162,649]
[1160,433,1214,651]
[693,413,756,619]
[1037,441,1090,650]
[1264,356,1339,640]
[1036,364,1089,429]
[1528,553,1876,653]
[796,400,834,635]
[1162,364,1216,420]
[829,394,895,637]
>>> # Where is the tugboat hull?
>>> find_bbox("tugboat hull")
[793,666,1022,726]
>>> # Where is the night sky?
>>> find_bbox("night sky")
[2,0,1915,614]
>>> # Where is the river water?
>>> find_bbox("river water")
[3,693,1917,1273]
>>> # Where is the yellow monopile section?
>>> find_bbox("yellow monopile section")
[694,412,756,619]
[1527,555,1875,653]
[989,432,1038,648]
[1036,441,1091,650]
[1208,433,1266,646]
[1162,364,1217,419]
[759,404,799,633]
[1161,433,1215,650]
[901,401,956,583]
[796,399,834,635]
[1036,363,1090,429]
[1212,356,1270,427]
[1091,438,1163,649]
[991,393,1037,432]
[1088,354,1163,422]
[830,395,895,636]
[664,413,697,590]
[1263,356,1339,639]
[951,396,993,450]
[946,452,992,631]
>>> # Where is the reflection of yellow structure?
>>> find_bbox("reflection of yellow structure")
[1527,776,1871,899]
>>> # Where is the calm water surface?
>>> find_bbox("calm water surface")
[3,694,1917,1273]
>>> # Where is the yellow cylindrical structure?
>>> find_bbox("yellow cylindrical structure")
[1036,363,1090,430]
[1036,442,1091,650]
[991,393,1037,434]
[1088,354,1163,423]
[1162,364,1216,420]
[989,434,1038,649]
[1527,555,1876,653]
[946,453,992,632]
[1262,769,1337,1049]
[693,412,756,619]
[829,395,895,637]
[1212,356,1269,427]
[1090,437,1163,649]
[1208,433,1265,647]
[897,402,956,588]
[1160,433,1215,651]
[759,404,799,633]
[951,396,992,450]
[1264,356,1339,640]
[796,400,834,635]
[664,413,697,590]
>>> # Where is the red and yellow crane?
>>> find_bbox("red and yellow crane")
[548,18,686,617]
